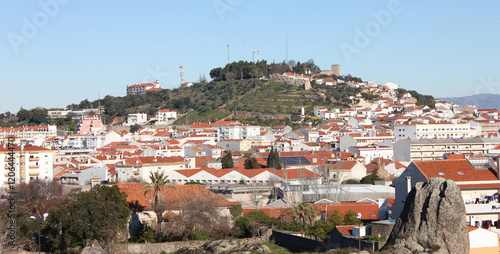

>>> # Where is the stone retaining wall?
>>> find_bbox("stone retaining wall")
[115,235,270,254]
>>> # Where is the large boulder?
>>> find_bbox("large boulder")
[381,178,469,254]
[176,239,271,254]
[269,73,311,90]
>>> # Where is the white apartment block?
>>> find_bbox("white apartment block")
[314,107,328,117]
[216,124,260,141]
[68,131,122,149]
[393,138,500,162]
[395,123,472,140]
[125,113,148,126]
[0,125,57,142]
[155,109,177,125]
[0,144,54,189]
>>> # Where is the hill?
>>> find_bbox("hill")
[439,93,500,109]
[62,78,362,125]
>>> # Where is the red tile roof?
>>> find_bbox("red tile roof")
[121,156,185,165]
[467,225,479,232]
[242,207,292,218]
[117,182,235,210]
[0,144,51,152]
[314,202,379,220]
[414,159,498,182]
[335,225,354,236]
[457,183,500,190]
[272,168,319,179]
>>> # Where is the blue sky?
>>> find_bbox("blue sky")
[1,0,499,113]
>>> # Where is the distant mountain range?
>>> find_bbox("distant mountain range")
[439,94,500,109]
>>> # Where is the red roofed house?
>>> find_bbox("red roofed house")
[393,159,500,226]
[117,182,235,226]
[126,80,162,95]
[155,109,177,125]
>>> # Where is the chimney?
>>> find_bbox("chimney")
[406,176,412,194]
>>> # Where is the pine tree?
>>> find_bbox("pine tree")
[266,148,274,169]
[274,149,281,169]
[267,147,282,170]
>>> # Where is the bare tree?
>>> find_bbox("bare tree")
[16,180,66,217]
[224,72,237,80]
[164,192,233,240]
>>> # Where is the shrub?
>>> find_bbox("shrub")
[188,230,211,240]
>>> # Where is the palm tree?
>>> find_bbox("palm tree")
[292,202,316,226]
[144,171,169,236]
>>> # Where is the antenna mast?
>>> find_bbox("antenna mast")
[226,44,229,64]
[257,50,260,62]
[252,50,255,63]
[179,64,185,84]
[286,37,288,63]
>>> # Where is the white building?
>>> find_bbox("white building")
[0,125,57,143]
[314,107,328,117]
[468,226,499,254]
[395,123,472,140]
[67,131,122,149]
[126,80,161,95]
[216,124,260,141]
[155,109,177,125]
[0,144,54,189]
[348,145,393,163]
[339,132,394,152]
[125,113,148,126]
[383,82,400,90]
[393,138,500,162]
[115,156,191,183]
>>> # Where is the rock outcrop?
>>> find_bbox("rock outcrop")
[269,73,311,90]
[381,178,469,254]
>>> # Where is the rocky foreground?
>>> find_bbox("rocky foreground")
[380,178,469,254]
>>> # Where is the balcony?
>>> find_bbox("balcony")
[29,172,40,176]
[29,157,39,161]
[465,203,500,215]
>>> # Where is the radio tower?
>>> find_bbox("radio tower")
[179,65,185,84]
[226,44,229,64]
